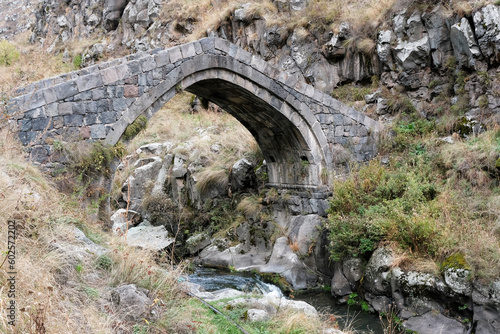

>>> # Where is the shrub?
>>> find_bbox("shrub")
[70,141,125,182]
[0,40,20,66]
[73,54,83,69]
[327,160,444,260]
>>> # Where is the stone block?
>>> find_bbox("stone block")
[76,73,103,92]
[235,48,252,64]
[72,102,86,115]
[101,112,117,124]
[43,87,58,104]
[141,56,157,72]
[169,46,182,63]
[58,102,73,115]
[18,119,31,132]
[18,131,37,146]
[113,98,127,112]
[52,116,64,129]
[200,37,215,52]
[214,38,230,54]
[180,61,195,77]
[98,99,111,112]
[116,64,130,81]
[194,41,203,55]
[64,114,84,127]
[154,51,170,67]
[44,103,58,117]
[181,42,196,58]
[73,91,92,102]
[91,88,106,100]
[90,124,106,139]
[127,60,142,76]
[124,85,139,98]
[335,126,344,137]
[52,81,78,101]
[102,67,119,85]
[79,126,91,140]
[85,113,99,125]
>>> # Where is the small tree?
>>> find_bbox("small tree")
[0,40,20,66]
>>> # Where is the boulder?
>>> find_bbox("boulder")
[394,35,431,70]
[110,284,152,322]
[186,233,211,255]
[247,308,270,321]
[331,264,352,297]
[377,30,393,68]
[443,267,472,295]
[110,209,142,235]
[198,243,269,269]
[122,157,162,211]
[473,5,500,65]
[450,17,482,68]
[342,257,363,284]
[136,143,163,155]
[259,237,317,290]
[422,7,454,67]
[363,247,394,295]
[403,311,467,334]
[126,221,174,251]
[230,159,257,192]
[287,214,323,256]
[103,0,128,31]
[71,227,107,256]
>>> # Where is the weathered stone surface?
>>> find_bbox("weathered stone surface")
[110,209,143,235]
[404,311,466,334]
[363,247,394,295]
[450,17,482,68]
[444,267,472,295]
[110,284,152,322]
[331,264,352,297]
[287,214,322,255]
[473,5,500,65]
[230,158,257,192]
[126,221,174,251]
[259,237,317,290]
[247,309,270,321]
[394,35,431,70]
[186,233,211,255]
[122,157,162,211]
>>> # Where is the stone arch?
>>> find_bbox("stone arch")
[8,37,381,190]
[105,60,331,188]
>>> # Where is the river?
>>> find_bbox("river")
[187,266,384,333]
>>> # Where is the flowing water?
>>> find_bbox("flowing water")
[187,267,384,333]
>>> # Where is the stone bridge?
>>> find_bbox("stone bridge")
[6,37,380,190]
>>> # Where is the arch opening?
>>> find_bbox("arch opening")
[183,78,323,188]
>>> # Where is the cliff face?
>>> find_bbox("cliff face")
[26,0,500,130]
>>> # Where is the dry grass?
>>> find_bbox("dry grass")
[195,167,229,197]
[236,195,263,219]
[0,126,109,332]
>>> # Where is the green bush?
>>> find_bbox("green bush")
[73,54,83,69]
[70,141,125,182]
[0,40,20,66]
[327,160,444,260]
